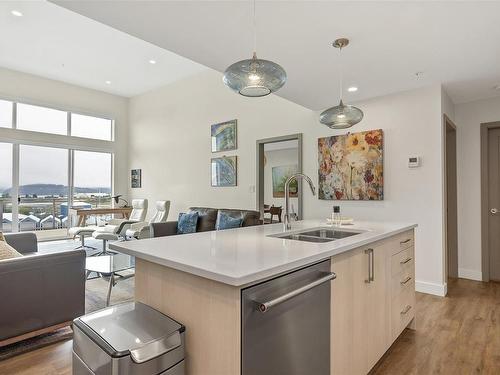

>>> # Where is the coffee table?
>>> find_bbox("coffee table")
[85,253,135,307]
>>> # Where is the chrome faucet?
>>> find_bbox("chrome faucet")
[284,173,316,231]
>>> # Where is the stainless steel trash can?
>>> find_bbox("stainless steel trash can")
[72,302,185,375]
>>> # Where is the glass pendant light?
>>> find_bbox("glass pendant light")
[223,0,287,97]
[320,38,363,129]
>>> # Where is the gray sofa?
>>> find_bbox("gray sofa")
[151,207,261,237]
[0,232,86,346]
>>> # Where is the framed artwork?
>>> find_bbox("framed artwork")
[211,156,237,187]
[318,129,383,200]
[272,164,298,198]
[211,120,237,153]
[131,169,142,188]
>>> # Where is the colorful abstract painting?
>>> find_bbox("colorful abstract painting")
[272,165,298,198]
[211,156,237,187]
[211,120,237,152]
[318,129,383,200]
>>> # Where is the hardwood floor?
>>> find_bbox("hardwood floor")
[0,278,499,374]
[372,278,500,374]
[0,340,72,375]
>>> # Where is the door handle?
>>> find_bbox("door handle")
[256,272,336,313]
[365,248,374,283]
[491,208,499,215]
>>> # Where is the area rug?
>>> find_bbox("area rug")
[0,270,134,361]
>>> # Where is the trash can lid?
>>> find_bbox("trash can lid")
[74,302,185,359]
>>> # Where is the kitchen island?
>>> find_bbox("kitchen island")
[110,220,417,375]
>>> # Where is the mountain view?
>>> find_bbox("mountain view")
[2,184,111,196]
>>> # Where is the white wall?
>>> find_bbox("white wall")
[128,68,447,295]
[309,85,445,295]
[263,147,299,212]
[0,67,129,195]
[127,70,313,220]
[455,96,500,281]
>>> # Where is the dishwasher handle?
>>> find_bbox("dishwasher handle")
[256,272,336,313]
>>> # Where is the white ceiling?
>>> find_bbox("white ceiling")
[50,0,500,110]
[0,1,206,98]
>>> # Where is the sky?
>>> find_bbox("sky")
[0,143,111,191]
[1,100,112,192]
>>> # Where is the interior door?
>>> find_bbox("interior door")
[488,128,500,281]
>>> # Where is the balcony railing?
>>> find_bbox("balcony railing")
[0,195,112,232]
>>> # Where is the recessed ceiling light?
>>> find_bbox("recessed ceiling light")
[347,86,358,92]
[105,80,111,85]
[11,10,23,17]
[149,59,157,65]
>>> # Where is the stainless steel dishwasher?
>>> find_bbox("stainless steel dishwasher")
[242,259,335,375]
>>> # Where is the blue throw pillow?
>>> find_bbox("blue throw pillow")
[177,212,199,234]
[216,211,243,231]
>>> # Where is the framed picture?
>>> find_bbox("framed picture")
[131,169,142,188]
[318,129,383,200]
[272,165,298,198]
[211,156,237,187]
[211,120,237,153]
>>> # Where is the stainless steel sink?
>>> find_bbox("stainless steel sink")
[269,227,364,243]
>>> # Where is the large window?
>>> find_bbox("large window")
[0,143,12,232]
[19,145,68,231]
[0,100,12,128]
[17,103,67,135]
[71,113,113,141]
[0,99,113,141]
[0,98,115,235]
[74,150,112,211]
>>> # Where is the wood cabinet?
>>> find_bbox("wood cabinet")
[331,230,415,375]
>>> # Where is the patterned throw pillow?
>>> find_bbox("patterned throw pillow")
[0,232,4,242]
[177,212,199,234]
[0,240,22,260]
[216,211,243,230]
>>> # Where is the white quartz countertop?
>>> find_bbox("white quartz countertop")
[110,220,417,287]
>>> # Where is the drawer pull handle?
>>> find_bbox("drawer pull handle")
[400,305,412,315]
[400,257,412,265]
[400,239,411,245]
[400,276,412,285]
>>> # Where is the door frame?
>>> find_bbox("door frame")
[443,114,458,280]
[256,134,303,220]
[480,121,500,282]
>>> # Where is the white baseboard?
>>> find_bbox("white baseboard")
[458,268,483,281]
[415,280,447,297]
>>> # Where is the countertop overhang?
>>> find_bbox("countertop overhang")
[110,220,417,287]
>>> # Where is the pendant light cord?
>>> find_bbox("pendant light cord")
[253,0,257,55]
[339,45,343,102]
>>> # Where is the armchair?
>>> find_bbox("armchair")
[93,199,148,236]
[125,200,170,240]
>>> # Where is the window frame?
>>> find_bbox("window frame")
[0,96,115,141]
[0,96,116,233]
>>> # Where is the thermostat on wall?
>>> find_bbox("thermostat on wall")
[408,156,421,168]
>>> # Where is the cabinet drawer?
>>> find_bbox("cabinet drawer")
[386,231,414,256]
[391,247,414,277]
[391,287,415,340]
[391,268,415,299]
[397,233,414,251]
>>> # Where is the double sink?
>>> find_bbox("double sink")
[269,227,365,243]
